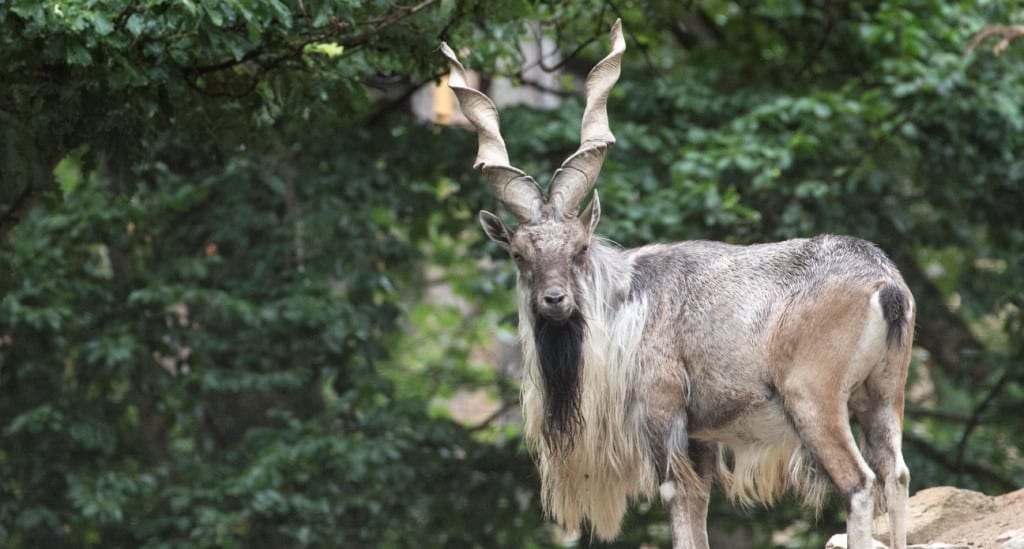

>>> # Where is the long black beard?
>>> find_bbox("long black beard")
[534,309,586,455]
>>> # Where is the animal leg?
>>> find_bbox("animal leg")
[784,386,877,549]
[663,441,716,549]
[853,308,913,549]
[855,397,909,549]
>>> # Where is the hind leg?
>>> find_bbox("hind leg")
[772,285,908,548]
[852,312,912,549]
[854,391,909,549]
[782,382,878,549]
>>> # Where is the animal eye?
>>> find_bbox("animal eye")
[511,252,523,261]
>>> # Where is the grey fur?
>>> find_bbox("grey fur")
[445,21,915,549]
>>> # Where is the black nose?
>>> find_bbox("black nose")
[543,291,566,305]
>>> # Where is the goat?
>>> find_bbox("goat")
[441,20,914,549]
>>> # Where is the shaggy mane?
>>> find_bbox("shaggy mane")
[518,239,657,541]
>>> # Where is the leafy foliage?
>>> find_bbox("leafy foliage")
[1,0,1022,547]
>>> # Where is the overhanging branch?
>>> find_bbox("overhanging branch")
[182,0,441,97]
[967,24,1024,55]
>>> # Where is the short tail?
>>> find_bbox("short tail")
[878,284,911,347]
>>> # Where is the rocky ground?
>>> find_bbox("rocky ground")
[827,486,1024,549]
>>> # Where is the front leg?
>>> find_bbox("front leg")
[663,440,718,549]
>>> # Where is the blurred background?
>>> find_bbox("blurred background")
[1,1,1022,547]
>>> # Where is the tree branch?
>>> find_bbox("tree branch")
[364,78,429,127]
[906,406,971,424]
[513,75,575,98]
[181,0,441,97]
[332,0,441,50]
[796,4,837,77]
[967,24,1024,55]
[955,367,1011,468]
[904,432,1016,492]
[0,184,39,238]
[677,9,725,48]
[185,45,268,77]
[531,29,601,74]
[466,400,516,433]
[886,243,987,384]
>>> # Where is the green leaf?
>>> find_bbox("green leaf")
[66,44,93,66]
[305,42,344,57]
[9,0,44,20]
[91,11,114,35]
[125,14,145,37]
[204,3,224,26]
[53,145,89,195]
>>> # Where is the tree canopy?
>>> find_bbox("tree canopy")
[1,1,1022,547]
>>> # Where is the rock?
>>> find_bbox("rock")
[998,530,1024,543]
[831,486,1024,548]
[825,533,888,549]
[873,486,997,545]
[824,533,846,549]
[1000,530,1024,549]
[916,487,1024,548]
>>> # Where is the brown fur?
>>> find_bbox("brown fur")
[513,236,915,548]
[445,21,914,549]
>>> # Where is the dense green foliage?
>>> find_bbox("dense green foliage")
[1,1,1022,547]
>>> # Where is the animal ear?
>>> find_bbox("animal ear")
[479,210,512,248]
[579,190,601,235]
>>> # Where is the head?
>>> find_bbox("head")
[441,20,624,323]
[479,196,600,323]
[443,22,625,451]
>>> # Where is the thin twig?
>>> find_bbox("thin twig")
[467,400,517,433]
[905,406,971,424]
[955,368,1011,468]
[796,4,836,77]
[535,34,601,74]
[515,75,575,98]
[365,73,442,126]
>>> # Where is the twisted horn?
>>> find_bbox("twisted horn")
[441,42,544,222]
[548,19,625,218]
